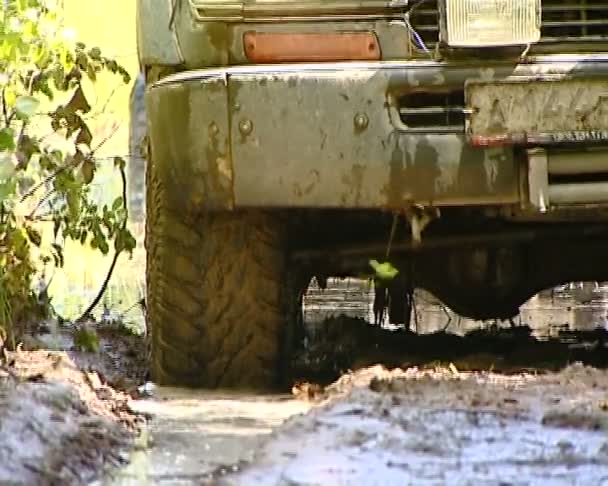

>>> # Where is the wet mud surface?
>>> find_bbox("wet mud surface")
[108,390,311,485]
[226,364,608,485]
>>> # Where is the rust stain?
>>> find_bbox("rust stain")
[205,121,234,208]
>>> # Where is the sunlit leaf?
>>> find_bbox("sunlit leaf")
[369,259,399,281]
[0,128,15,151]
[0,152,15,180]
[112,196,124,211]
[14,95,40,120]
[0,180,16,200]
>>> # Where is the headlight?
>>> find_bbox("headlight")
[440,0,541,47]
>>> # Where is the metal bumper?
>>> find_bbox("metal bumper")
[145,55,608,211]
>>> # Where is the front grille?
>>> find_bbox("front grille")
[409,0,608,49]
[542,0,608,43]
[398,90,466,131]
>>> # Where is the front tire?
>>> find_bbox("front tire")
[146,165,291,389]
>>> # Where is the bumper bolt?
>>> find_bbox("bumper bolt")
[239,119,253,136]
[354,113,369,131]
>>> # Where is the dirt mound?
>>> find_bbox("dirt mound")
[0,350,142,484]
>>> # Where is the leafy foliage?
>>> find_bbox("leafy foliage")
[0,0,134,345]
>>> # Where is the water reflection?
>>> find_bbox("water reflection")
[101,390,310,485]
[304,278,608,339]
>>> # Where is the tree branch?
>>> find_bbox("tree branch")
[20,124,120,203]
[76,162,129,322]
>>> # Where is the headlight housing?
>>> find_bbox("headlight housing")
[440,0,541,47]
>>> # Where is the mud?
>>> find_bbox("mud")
[226,364,608,485]
[107,390,311,485]
[292,313,608,385]
[24,317,148,394]
[0,350,142,485]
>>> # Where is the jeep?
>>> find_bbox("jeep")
[137,0,608,388]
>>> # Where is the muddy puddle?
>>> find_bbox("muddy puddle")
[101,390,311,485]
[304,278,608,339]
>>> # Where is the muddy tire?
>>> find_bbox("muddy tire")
[145,166,290,389]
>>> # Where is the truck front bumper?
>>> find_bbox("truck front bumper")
[146,55,608,212]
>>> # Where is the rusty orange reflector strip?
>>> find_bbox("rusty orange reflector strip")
[243,32,381,63]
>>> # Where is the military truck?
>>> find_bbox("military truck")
[136,0,608,389]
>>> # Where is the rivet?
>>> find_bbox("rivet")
[239,119,253,135]
[354,113,369,130]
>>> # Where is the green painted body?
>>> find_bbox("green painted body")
[138,0,608,338]
[139,0,608,215]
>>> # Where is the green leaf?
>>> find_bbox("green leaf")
[52,64,66,90]
[0,180,17,200]
[0,128,15,151]
[16,134,39,167]
[0,157,15,179]
[86,64,96,82]
[67,191,80,219]
[112,196,124,211]
[369,259,399,281]
[73,326,100,353]
[88,47,101,60]
[14,95,40,120]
